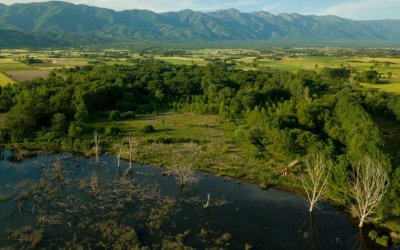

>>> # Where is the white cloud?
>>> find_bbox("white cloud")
[1,0,399,19]
[261,3,284,12]
[0,0,264,12]
[317,0,400,20]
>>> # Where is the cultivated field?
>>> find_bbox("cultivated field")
[154,49,400,93]
[5,70,51,82]
[0,49,94,82]
[1,48,400,93]
[154,56,207,66]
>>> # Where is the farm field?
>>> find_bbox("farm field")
[155,56,207,66]
[0,49,94,82]
[152,49,400,90]
[5,70,51,82]
[1,48,400,93]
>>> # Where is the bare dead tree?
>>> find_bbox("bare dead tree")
[89,174,100,198]
[124,132,136,179]
[93,131,101,167]
[350,157,389,228]
[203,193,211,209]
[167,164,198,189]
[128,133,134,170]
[116,143,123,178]
[301,153,331,212]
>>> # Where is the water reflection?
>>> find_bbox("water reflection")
[0,150,392,249]
[300,213,322,250]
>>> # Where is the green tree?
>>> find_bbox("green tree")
[52,113,68,132]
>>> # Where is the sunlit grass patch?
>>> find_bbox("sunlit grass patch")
[0,72,15,86]
[88,112,284,185]
[155,56,207,66]
[361,82,400,93]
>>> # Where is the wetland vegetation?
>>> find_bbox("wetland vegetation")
[0,47,400,248]
[0,150,393,249]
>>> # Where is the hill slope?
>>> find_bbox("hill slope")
[0,1,399,46]
[0,29,64,47]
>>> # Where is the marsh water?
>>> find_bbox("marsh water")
[0,150,391,249]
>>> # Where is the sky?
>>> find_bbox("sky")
[1,0,400,20]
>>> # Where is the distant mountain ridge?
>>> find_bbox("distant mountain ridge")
[0,1,400,47]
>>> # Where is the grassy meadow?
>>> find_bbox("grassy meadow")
[86,112,287,188]
[0,72,15,86]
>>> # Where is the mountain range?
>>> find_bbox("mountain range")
[0,1,400,47]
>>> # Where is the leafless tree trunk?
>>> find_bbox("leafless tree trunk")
[203,193,211,209]
[128,133,134,170]
[116,143,123,178]
[350,157,389,228]
[93,131,101,167]
[301,153,331,212]
[124,132,136,179]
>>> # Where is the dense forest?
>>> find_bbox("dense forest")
[0,59,399,231]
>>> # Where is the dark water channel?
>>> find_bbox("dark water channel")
[0,150,394,249]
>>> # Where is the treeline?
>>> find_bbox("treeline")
[0,60,399,225]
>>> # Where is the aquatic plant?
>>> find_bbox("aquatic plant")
[146,197,178,232]
[9,226,43,249]
[90,220,141,249]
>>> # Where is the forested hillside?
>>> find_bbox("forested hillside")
[0,1,400,46]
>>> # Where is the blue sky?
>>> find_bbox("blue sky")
[2,0,400,20]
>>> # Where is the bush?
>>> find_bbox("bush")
[68,122,81,138]
[375,235,389,247]
[369,230,378,241]
[0,128,11,143]
[105,126,121,136]
[109,110,121,121]
[142,125,155,133]
[51,113,68,133]
[121,111,135,120]
[82,126,102,135]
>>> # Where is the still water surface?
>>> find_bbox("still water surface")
[0,150,393,249]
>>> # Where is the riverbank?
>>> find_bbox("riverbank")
[2,111,400,247]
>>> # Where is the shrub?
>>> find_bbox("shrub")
[109,110,121,121]
[142,125,155,133]
[369,230,378,241]
[105,126,121,136]
[121,111,135,120]
[375,235,389,247]
[0,128,11,143]
[68,122,81,138]
[51,113,68,132]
